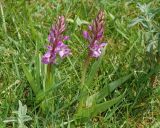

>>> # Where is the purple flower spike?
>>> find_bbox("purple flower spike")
[83,11,106,58]
[42,16,71,64]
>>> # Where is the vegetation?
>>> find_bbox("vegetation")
[0,0,160,127]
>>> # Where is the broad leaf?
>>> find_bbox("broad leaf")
[85,74,132,106]
[75,93,124,119]
[96,74,132,102]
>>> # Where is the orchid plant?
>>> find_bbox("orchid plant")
[78,10,108,113]
[21,15,71,112]
[74,11,132,119]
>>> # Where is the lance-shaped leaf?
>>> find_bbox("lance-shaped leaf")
[75,93,124,119]
[84,74,132,107]
[96,73,132,102]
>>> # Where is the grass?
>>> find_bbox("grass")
[0,0,160,127]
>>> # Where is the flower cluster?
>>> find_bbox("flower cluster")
[42,16,71,64]
[83,11,107,58]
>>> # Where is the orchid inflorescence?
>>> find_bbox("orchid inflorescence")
[42,16,71,64]
[42,11,106,64]
[83,11,107,58]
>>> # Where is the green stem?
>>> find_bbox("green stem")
[81,57,90,88]
[78,56,91,109]
[47,64,52,85]
[42,64,55,112]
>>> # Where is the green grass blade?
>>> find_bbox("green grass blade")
[34,54,41,87]
[21,60,39,94]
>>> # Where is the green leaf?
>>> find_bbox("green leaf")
[86,58,102,87]
[21,60,39,94]
[85,47,106,88]
[75,93,124,119]
[85,93,97,108]
[116,28,129,40]
[96,74,132,102]
[35,79,66,104]
[35,54,41,87]
[76,16,89,26]
[84,74,132,109]
[128,16,144,27]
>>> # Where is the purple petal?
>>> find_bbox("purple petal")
[41,51,56,64]
[55,41,71,58]
[88,25,92,31]
[92,51,101,58]
[55,41,63,52]
[42,57,50,64]
[100,42,107,47]
[57,41,63,46]
[45,52,51,58]
[47,45,52,51]
[96,32,103,39]
[89,42,106,58]
[59,49,69,58]
[90,46,101,58]
[63,36,69,41]
[48,35,51,42]
[41,52,51,64]
[48,32,55,43]
[83,31,89,39]
[59,46,71,58]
